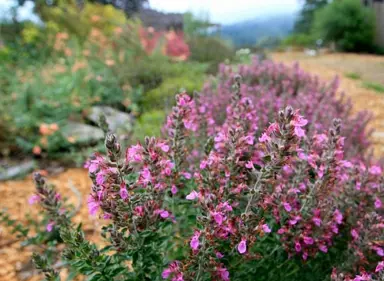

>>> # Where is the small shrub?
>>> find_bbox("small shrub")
[3,61,383,281]
[188,36,235,73]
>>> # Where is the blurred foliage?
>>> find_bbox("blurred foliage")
[281,33,316,49]
[294,0,329,34]
[131,110,167,141]
[183,12,212,38]
[313,0,376,52]
[0,2,211,160]
[187,36,235,73]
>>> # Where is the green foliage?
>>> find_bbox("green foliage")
[313,0,376,52]
[132,110,166,141]
[142,73,206,111]
[183,12,212,38]
[362,81,384,93]
[282,33,316,48]
[188,36,235,73]
[344,72,361,80]
[294,0,329,34]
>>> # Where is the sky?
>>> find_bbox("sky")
[150,0,301,24]
[0,0,301,25]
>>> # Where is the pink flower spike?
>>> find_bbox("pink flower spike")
[46,221,55,232]
[262,224,272,233]
[28,194,40,205]
[190,234,200,250]
[186,190,199,200]
[375,261,384,273]
[333,209,343,224]
[374,198,382,209]
[295,242,302,252]
[238,239,247,254]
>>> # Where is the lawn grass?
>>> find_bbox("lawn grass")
[344,72,361,80]
[362,81,384,93]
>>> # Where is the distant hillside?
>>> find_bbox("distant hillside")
[221,14,297,47]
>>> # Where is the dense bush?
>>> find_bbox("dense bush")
[313,0,376,52]
[3,59,382,281]
[282,33,316,49]
[187,36,235,73]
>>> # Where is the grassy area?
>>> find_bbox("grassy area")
[362,81,384,93]
[344,72,361,80]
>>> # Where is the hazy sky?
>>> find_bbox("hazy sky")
[0,0,301,25]
[150,0,301,24]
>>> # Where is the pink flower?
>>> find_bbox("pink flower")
[283,202,292,212]
[140,167,152,185]
[46,221,55,232]
[217,266,230,281]
[162,268,172,279]
[375,247,384,257]
[190,231,200,250]
[216,252,224,259]
[182,172,192,179]
[303,236,314,245]
[134,206,145,217]
[262,224,272,233]
[245,161,254,169]
[351,229,359,240]
[294,126,305,138]
[238,239,247,254]
[186,190,199,200]
[259,133,271,143]
[87,195,100,216]
[244,135,254,145]
[212,212,224,225]
[103,213,112,219]
[333,209,343,224]
[120,183,128,200]
[295,242,302,252]
[374,198,382,209]
[319,245,328,253]
[155,210,169,218]
[126,144,143,163]
[369,165,382,175]
[28,194,40,205]
[375,261,384,273]
[312,217,322,227]
[158,142,170,152]
[171,185,178,195]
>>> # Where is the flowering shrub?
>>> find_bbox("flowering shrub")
[3,58,382,280]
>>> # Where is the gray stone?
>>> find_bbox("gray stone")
[61,122,104,145]
[87,106,133,135]
[0,160,36,181]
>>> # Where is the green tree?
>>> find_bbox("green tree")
[313,0,375,52]
[294,0,329,34]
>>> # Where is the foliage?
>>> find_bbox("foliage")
[362,81,384,94]
[282,33,316,48]
[294,0,329,34]
[187,36,235,73]
[313,0,376,52]
[132,110,167,141]
[183,12,212,38]
[3,60,383,281]
[344,72,361,80]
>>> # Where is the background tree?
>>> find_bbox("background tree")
[294,0,329,34]
[313,0,376,52]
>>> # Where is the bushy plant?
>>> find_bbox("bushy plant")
[4,60,383,281]
[313,0,376,52]
[187,36,235,73]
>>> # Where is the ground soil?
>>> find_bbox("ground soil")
[1,51,383,281]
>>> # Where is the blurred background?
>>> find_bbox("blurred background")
[0,0,383,178]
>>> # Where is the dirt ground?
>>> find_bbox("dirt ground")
[1,52,383,281]
[271,51,384,158]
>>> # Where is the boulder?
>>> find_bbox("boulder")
[61,122,104,145]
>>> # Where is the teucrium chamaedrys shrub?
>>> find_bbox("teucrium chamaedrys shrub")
[22,66,382,280]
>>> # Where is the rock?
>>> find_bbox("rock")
[61,122,104,145]
[87,106,133,135]
[0,160,36,181]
